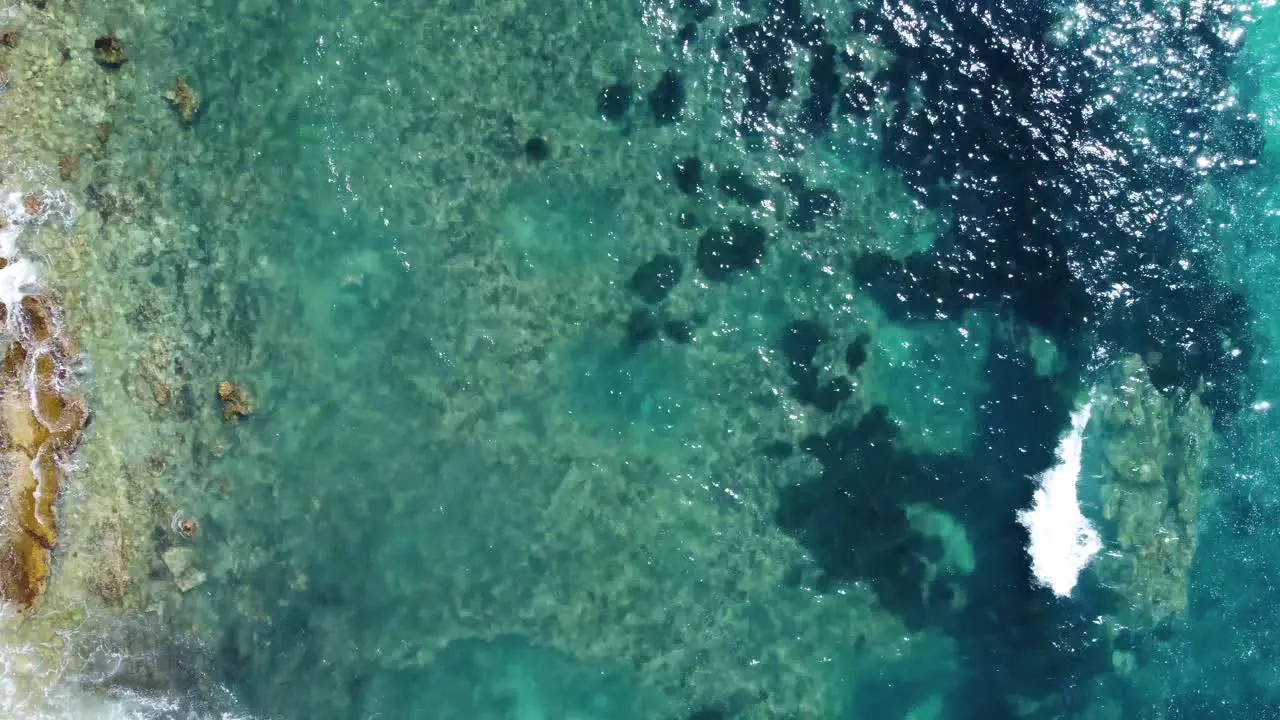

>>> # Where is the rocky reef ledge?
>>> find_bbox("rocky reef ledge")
[0,190,88,609]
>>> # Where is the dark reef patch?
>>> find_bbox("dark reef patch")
[716,0,827,136]
[663,319,695,344]
[717,167,768,206]
[779,319,828,376]
[679,0,717,23]
[629,254,683,304]
[597,82,632,121]
[786,187,840,232]
[676,22,698,50]
[623,308,661,350]
[673,156,704,196]
[845,334,870,373]
[696,221,767,281]
[778,319,853,412]
[799,42,839,133]
[523,136,551,163]
[777,404,950,625]
[649,70,686,125]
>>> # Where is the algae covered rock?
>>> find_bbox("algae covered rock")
[1088,355,1212,624]
[218,381,252,421]
[164,77,200,124]
[0,294,89,609]
[93,34,127,69]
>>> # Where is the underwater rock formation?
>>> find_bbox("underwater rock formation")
[628,254,682,304]
[1089,355,1212,624]
[0,288,88,609]
[597,82,631,121]
[164,77,200,124]
[673,156,703,196]
[696,220,767,280]
[648,70,685,125]
[523,136,551,163]
[217,381,252,421]
[93,34,126,69]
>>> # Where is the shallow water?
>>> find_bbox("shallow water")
[8,0,1280,717]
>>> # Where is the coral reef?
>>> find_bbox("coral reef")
[1088,355,1213,624]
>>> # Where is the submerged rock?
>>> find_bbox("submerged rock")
[597,82,632,121]
[218,381,253,421]
[676,22,698,49]
[649,70,685,125]
[696,220,767,281]
[93,34,127,69]
[663,318,695,344]
[1089,355,1212,624]
[164,77,200,124]
[624,307,661,348]
[717,167,768,206]
[673,156,704,196]
[58,154,79,181]
[846,333,871,372]
[523,136,551,162]
[787,188,841,232]
[628,254,682,304]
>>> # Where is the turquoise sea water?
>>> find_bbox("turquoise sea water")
[42,0,1280,717]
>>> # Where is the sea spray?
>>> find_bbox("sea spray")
[0,605,257,719]
[1018,398,1101,597]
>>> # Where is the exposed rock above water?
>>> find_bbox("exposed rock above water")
[0,290,89,609]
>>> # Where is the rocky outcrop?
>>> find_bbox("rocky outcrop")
[0,289,88,609]
[1089,355,1211,624]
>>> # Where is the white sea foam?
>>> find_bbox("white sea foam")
[1017,399,1100,597]
[0,613,254,720]
[0,256,41,308]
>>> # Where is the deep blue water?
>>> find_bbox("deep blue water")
[73,0,1280,717]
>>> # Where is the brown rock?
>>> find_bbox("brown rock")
[164,77,200,124]
[93,34,126,69]
[0,532,50,607]
[0,296,88,610]
[218,381,252,421]
[22,193,43,217]
[58,154,79,181]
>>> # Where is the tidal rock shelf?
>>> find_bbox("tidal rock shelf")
[0,190,88,610]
